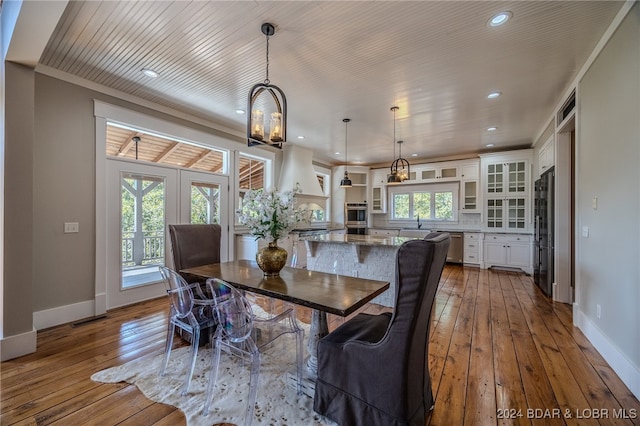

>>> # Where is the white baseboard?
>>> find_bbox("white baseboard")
[575,306,640,399]
[0,328,37,361]
[33,299,95,330]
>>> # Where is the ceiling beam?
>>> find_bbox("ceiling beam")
[154,142,181,163]
[116,131,141,156]
[185,150,210,168]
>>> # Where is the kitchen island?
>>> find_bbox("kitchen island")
[301,233,417,307]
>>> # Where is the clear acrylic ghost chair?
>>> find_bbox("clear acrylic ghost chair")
[159,266,217,395]
[202,278,304,426]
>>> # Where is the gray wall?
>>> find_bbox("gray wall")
[577,3,639,370]
[31,74,247,313]
[4,62,34,336]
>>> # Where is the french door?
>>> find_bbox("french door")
[106,160,229,309]
[178,169,229,263]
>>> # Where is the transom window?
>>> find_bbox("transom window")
[237,154,269,223]
[389,183,458,222]
[106,122,227,173]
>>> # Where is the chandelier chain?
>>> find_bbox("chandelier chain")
[264,33,270,84]
[345,120,348,167]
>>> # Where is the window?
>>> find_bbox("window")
[309,173,329,222]
[390,183,458,222]
[238,156,265,190]
[106,122,227,173]
[238,154,266,209]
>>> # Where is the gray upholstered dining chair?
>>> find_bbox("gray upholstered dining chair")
[168,223,222,286]
[168,223,221,344]
[313,232,450,426]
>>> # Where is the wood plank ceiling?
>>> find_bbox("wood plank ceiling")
[41,1,625,165]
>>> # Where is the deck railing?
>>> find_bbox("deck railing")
[122,230,164,267]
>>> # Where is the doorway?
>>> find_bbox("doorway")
[106,160,229,309]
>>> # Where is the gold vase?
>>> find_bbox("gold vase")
[256,240,288,277]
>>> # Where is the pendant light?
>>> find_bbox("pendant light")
[388,106,410,184]
[247,23,287,149]
[339,118,352,187]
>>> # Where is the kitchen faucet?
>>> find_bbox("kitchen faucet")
[417,214,422,229]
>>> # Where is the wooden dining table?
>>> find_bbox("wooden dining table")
[181,259,390,396]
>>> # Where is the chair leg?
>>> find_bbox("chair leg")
[182,327,200,395]
[202,340,222,416]
[244,352,261,426]
[160,322,175,376]
[295,329,304,395]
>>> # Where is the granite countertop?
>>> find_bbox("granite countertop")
[301,233,414,247]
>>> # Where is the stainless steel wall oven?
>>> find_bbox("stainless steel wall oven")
[345,202,367,234]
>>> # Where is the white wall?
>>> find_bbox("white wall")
[575,2,639,397]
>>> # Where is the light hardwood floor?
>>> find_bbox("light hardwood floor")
[2,265,639,425]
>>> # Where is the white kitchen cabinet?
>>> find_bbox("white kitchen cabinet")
[485,197,527,231]
[370,169,387,213]
[420,164,458,182]
[461,180,479,213]
[463,232,483,265]
[459,160,480,213]
[485,160,527,195]
[482,233,532,274]
[460,162,480,180]
[480,150,533,232]
[235,234,294,265]
[368,228,399,237]
[235,235,263,260]
[538,136,555,176]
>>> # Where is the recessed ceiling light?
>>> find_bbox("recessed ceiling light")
[486,143,495,148]
[411,153,418,157]
[297,135,305,140]
[235,109,245,114]
[488,11,512,27]
[487,127,497,131]
[335,151,341,156]
[141,68,159,78]
[487,91,502,99]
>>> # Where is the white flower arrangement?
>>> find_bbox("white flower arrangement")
[237,186,308,243]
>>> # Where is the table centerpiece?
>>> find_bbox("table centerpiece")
[237,186,308,276]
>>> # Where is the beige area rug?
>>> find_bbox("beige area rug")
[92,321,336,426]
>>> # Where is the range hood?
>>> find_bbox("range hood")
[278,145,327,200]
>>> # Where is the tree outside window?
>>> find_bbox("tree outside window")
[413,192,431,219]
[393,193,410,219]
[434,192,453,220]
[390,185,457,221]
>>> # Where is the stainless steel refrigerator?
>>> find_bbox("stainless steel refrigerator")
[534,168,554,296]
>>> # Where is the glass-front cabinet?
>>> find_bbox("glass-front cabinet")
[480,150,532,232]
[486,160,527,195]
[370,169,387,213]
[420,165,458,182]
[460,161,480,213]
[462,180,478,211]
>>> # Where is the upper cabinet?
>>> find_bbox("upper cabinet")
[459,160,480,213]
[370,169,388,213]
[368,158,481,215]
[480,150,533,232]
[418,164,458,182]
[538,135,555,176]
